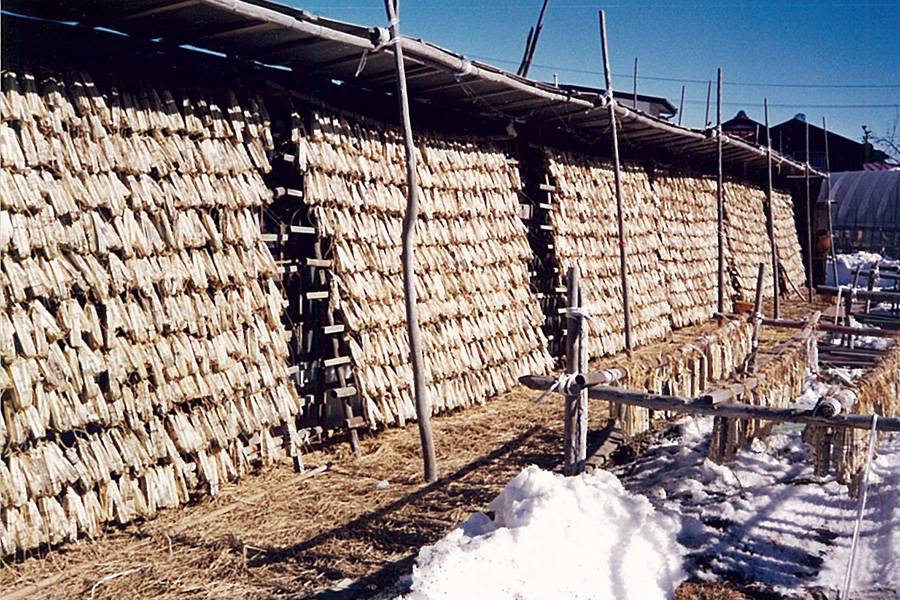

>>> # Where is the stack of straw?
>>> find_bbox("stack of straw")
[1,68,298,555]
[299,113,553,427]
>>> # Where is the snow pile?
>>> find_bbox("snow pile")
[398,465,686,600]
[826,252,898,288]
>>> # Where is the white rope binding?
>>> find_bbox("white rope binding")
[841,413,879,600]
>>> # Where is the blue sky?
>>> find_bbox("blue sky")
[289,1,899,155]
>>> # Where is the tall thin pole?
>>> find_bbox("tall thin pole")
[633,57,638,110]
[384,0,437,482]
[599,10,633,353]
[678,85,685,126]
[765,99,780,318]
[823,117,840,287]
[805,119,814,301]
[705,79,712,127]
[717,68,725,314]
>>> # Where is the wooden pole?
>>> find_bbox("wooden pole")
[384,0,437,483]
[599,10,633,353]
[633,56,638,110]
[565,266,588,475]
[678,85,685,126]
[805,118,814,301]
[717,68,725,315]
[765,99,780,318]
[822,117,840,287]
[749,262,766,373]
[705,79,712,127]
[518,380,900,432]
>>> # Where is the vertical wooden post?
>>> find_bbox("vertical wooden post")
[750,262,766,373]
[678,85,685,126]
[764,99,780,318]
[599,10,633,353]
[384,0,437,483]
[805,119,814,302]
[717,68,725,315]
[633,57,638,110]
[705,79,711,127]
[822,117,840,287]
[565,266,588,475]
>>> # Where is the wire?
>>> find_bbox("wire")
[468,54,900,90]
[683,99,900,109]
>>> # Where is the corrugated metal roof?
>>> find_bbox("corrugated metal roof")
[819,170,900,255]
[2,0,817,180]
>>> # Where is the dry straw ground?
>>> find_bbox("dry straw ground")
[1,298,835,600]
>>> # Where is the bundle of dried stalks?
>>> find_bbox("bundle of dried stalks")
[771,190,807,293]
[653,172,724,327]
[299,112,553,427]
[1,68,298,556]
[546,150,672,357]
[722,183,776,302]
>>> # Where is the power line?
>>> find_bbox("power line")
[468,54,900,90]
[684,100,900,109]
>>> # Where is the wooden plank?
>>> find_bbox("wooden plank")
[538,183,557,192]
[291,225,317,235]
[305,258,332,268]
[328,386,358,398]
[306,291,329,300]
[322,324,345,335]
[323,356,351,368]
[273,186,303,199]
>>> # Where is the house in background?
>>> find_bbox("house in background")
[722,110,764,145]
[770,114,890,172]
[722,111,892,172]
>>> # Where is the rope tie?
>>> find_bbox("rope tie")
[355,24,400,77]
[841,414,879,600]
[533,373,581,404]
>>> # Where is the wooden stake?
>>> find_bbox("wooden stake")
[678,85,685,126]
[565,266,589,475]
[384,0,437,483]
[599,10,633,353]
[717,68,725,315]
[764,99,780,318]
[822,117,840,287]
[805,118,814,301]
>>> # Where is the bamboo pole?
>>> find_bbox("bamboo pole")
[678,85,685,126]
[805,118,814,301]
[518,380,900,432]
[822,117,840,287]
[765,99,780,318]
[384,0,437,483]
[565,266,588,475]
[599,10,633,353]
[717,68,725,315]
